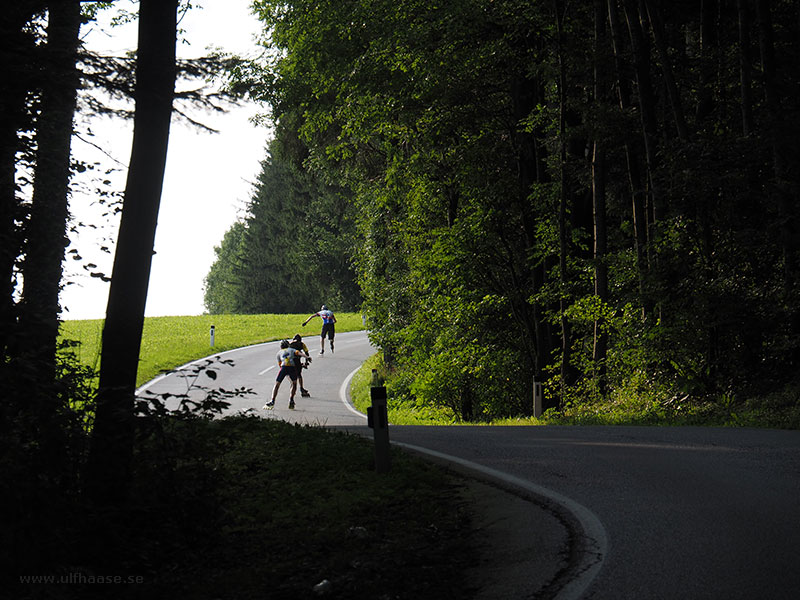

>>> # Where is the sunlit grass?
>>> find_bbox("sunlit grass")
[60,313,365,387]
[350,354,457,425]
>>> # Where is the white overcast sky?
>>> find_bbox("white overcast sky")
[60,0,269,320]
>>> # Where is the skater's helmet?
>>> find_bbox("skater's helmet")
[321,304,327,311]
[280,339,289,349]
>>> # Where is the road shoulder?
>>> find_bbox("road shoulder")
[458,476,572,599]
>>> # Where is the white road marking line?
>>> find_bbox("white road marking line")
[136,340,279,394]
[338,365,368,420]
[259,365,276,376]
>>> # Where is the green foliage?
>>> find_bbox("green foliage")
[2,343,97,576]
[237,0,800,425]
[350,353,457,425]
[203,139,362,315]
[203,221,246,314]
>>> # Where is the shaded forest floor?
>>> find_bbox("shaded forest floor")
[11,417,478,600]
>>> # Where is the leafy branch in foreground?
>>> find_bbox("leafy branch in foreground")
[136,356,255,421]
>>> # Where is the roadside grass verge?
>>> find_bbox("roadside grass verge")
[536,387,800,429]
[17,415,476,599]
[473,391,800,429]
[59,313,365,387]
[350,353,800,429]
[350,354,457,425]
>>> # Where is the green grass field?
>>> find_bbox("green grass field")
[60,313,366,387]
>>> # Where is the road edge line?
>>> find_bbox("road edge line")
[136,330,370,395]
[335,354,605,598]
[339,365,368,420]
[392,441,608,600]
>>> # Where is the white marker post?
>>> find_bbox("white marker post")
[533,378,543,418]
[210,324,215,347]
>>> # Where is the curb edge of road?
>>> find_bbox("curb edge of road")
[392,441,608,600]
[337,362,608,600]
[135,343,269,395]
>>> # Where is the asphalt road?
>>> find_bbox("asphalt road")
[138,329,374,426]
[139,330,800,599]
[390,424,800,600]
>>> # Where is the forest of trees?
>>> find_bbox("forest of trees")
[203,138,362,314]
[209,0,800,419]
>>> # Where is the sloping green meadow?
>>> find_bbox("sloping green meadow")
[60,313,366,387]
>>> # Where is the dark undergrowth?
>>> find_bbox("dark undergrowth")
[11,416,477,600]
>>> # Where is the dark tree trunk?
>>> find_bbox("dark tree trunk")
[644,0,689,141]
[737,0,754,136]
[608,0,649,312]
[696,0,719,122]
[511,74,552,406]
[623,0,660,227]
[592,0,609,395]
[554,0,573,402]
[755,0,800,359]
[18,0,82,377]
[85,0,178,506]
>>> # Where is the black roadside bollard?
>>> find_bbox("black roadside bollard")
[210,324,215,347]
[367,369,391,473]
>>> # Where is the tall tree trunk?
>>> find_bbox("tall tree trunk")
[511,74,554,410]
[737,0,754,136]
[18,0,82,377]
[696,0,719,122]
[644,0,690,141]
[756,0,800,358]
[554,0,572,402]
[623,0,659,230]
[608,0,649,314]
[85,0,178,506]
[0,4,44,360]
[592,0,609,395]
[756,0,793,271]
